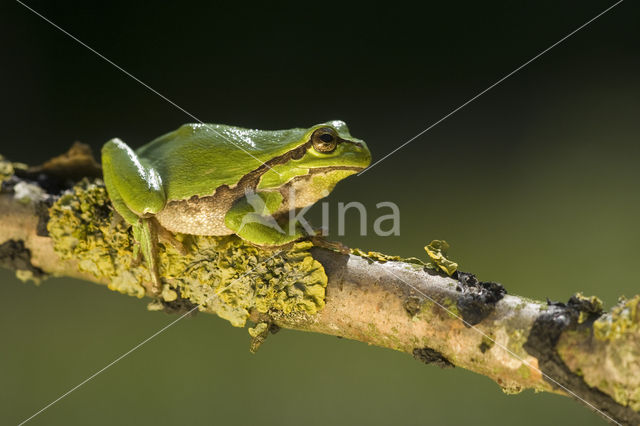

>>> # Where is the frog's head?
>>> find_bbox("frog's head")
[303,120,371,171]
[257,120,371,200]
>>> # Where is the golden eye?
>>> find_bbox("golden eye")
[311,127,338,153]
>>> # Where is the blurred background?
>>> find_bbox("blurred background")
[2,0,639,424]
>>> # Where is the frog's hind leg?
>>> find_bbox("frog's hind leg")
[132,217,162,295]
[103,183,163,295]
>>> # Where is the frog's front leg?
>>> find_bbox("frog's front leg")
[225,191,304,247]
[102,139,167,295]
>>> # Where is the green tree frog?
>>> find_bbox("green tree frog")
[101,120,371,294]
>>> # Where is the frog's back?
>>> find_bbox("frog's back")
[136,123,307,200]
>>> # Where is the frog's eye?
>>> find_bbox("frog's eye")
[311,127,338,153]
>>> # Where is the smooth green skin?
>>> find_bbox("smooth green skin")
[101,120,371,292]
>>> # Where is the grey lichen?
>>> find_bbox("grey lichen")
[47,179,328,328]
[13,181,47,205]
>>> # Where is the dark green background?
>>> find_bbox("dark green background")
[2,1,639,424]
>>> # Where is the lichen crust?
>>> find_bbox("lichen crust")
[47,179,328,327]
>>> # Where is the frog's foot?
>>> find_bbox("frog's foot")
[142,265,163,297]
[143,282,162,297]
[153,218,188,255]
[224,191,308,247]
[147,239,164,296]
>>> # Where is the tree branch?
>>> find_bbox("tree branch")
[0,147,638,425]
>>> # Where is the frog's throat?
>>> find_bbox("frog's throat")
[275,166,362,212]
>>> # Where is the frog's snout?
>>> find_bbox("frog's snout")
[353,142,372,166]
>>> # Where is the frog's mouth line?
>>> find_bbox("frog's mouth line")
[307,165,366,174]
[238,141,366,187]
[272,166,364,189]
[280,165,364,186]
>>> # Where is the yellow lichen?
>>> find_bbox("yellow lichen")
[247,322,272,353]
[0,154,14,186]
[572,293,604,324]
[500,384,524,395]
[440,297,460,318]
[248,322,269,338]
[159,236,328,327]
[15,269,42,284]
[479,335,494,353]
[47,179,328,328]
[351,248,401,263]
[559,295,640,410]
[424,240,458,276]
[517,363,531,380]
[593,295,639,341]
[48,179,147,297]
[350,248,426,267]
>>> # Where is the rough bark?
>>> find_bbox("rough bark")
[0,147,638,425]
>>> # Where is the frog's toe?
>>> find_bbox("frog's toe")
[154,218,188,255]
[146,272,163,296]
